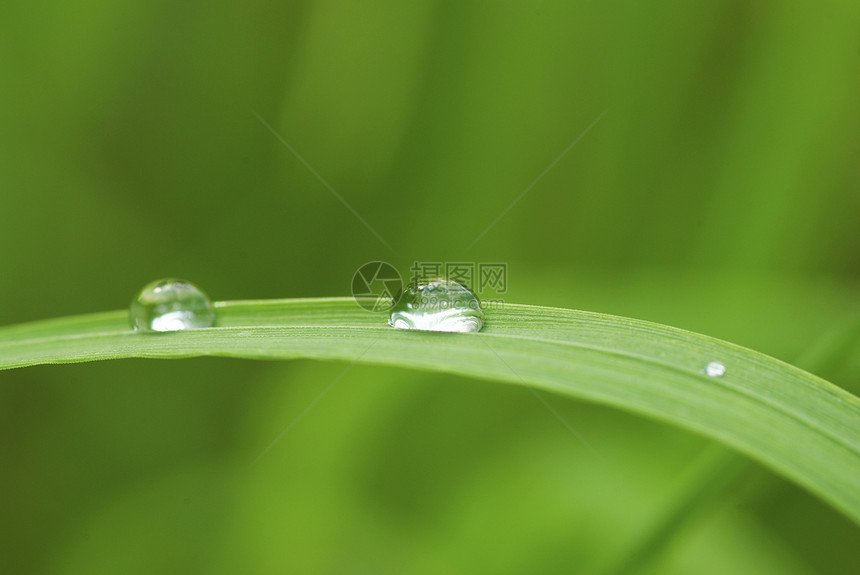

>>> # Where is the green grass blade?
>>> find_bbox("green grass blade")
[2,298,859,525]
[590,315,860,574]
[593,446,746,575]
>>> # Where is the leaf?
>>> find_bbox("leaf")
[2,298,859,525]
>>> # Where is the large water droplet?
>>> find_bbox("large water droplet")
[389,279,484,333]
[130,279,215,332]
[704,361,726,377]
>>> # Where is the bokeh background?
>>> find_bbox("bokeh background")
[2,1,859,573]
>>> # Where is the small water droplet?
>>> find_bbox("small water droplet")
[704,361,726,377]
[389,279,484,333]
[130,279,215,332]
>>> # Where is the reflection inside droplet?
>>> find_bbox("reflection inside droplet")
[129,278,215,333]
[389,279,484,333]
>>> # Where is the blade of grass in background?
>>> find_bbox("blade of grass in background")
[589,314,860,575]
[1,298,859,527]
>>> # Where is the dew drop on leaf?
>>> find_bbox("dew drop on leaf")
[129,279,215,333]
[704,361,726,377]
[389,279,484,333]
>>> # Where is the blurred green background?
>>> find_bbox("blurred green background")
[2,0,859,573]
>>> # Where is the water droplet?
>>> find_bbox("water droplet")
[389,279,484,333]
[704,361,726,377]
[130,279,215,332]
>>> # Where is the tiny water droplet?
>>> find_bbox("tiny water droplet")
[130,278,215,332]
[704,361,726,377]
[389,279,484,333]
